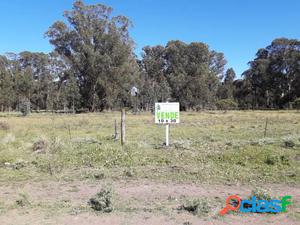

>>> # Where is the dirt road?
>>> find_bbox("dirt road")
[0,180,299,225]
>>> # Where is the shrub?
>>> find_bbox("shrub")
[264,155,279,165]
[32,139,48,153]
[88,187,113,212]
[178,198,211,216]
[292,98,300,110]
[15,193,31,207]
[251,187,272,201]
[0,122,9,131]
[19,98,31,116]
[216,99,238,110]
[284,140,295,148]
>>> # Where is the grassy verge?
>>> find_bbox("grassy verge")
[0,111,299,184]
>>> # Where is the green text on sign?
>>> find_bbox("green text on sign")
[155,102,180,124]
[156,112,179,120]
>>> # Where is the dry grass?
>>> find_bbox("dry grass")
[0,110,299,184]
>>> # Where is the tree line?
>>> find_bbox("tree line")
[0,0,299,112]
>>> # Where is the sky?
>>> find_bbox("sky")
[0,0,300,76]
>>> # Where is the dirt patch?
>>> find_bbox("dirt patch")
[0,180,299,225]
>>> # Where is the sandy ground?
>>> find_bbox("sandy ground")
[0,180,299,225]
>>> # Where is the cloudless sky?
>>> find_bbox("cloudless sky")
[0,0,300,76]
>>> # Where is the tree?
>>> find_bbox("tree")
[217,68,236,100]
[241,38,300,109]
[139,40,227,110]
[140,45,171,110]
[45,0,139,111]
[293,98,300,110]
[0,56,15,111]
[17,52,55,110]
[60,72,81,112]
[165,41,220,110]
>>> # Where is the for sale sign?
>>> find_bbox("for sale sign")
[155,102,180,124]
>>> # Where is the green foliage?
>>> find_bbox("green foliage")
[0,0,299,112]
[15,193,31,207]
[19,98,31,116]
[250,187,272,201]
[216,99,238,110]
[292,98,300,110]
[178,198,211,216]
[217,68,236,100]
[140,41,225,110]
[0,121,9,131]
[88,187,114,212]
[239,38,300,109]
[46,0,139,111]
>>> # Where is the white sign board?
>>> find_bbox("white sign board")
[155,102,180,124]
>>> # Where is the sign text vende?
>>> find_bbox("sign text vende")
[155,103,180,124]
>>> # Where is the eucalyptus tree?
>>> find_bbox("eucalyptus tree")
[241,38,300,108]
[46,0,139,111]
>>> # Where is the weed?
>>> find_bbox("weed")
[33,138,48,153]
[124,167,135,177]
[284,140,296,148]
[94,172,105,180]
[88,187,114,212]
[250,187,272,201]
[15,193,31,207]
[0,122,9,131]
[178,198,211,216]
[183,222,192,225]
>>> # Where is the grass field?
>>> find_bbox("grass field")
[0,111,299,224]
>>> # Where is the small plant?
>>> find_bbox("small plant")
[88,187,114,212]
[241,187,275,212]
[264,155,279,165]
[124,167,135,177]
[292,97,300,110]
[0,122,9,131]
[178,198,211,216]
[183,222,192,225]
[32,139,48,153]
[94,172,105,180]
[264,155,290,166]
[15,193,30,207]
[19,97,31,116]
[280,155,290,165]
[251,187,272,201]
[216,99,238,111]
[283,140,295,148]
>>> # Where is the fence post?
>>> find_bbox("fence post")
[114,119,119,140]
[264,117,269,138]
[121,109,126,145]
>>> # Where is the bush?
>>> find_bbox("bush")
[251,187,272,201]
[19,98,31,116]
[15,193,31,207]
[32,139,49,153]
[178,198,211,216]
[241,188,274,212]
[88,187,114,212]
[216,99,238,110]
[293,98,300,110]
[283,140,295,148]
[0,122,9,131]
